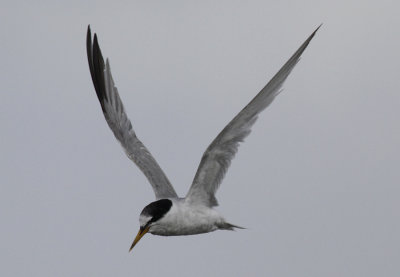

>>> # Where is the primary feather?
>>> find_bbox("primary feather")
[86,26,178,199]
[186,26,320,207]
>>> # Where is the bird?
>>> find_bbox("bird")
[86,25,319,252]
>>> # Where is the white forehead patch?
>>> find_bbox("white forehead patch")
[139,214,152,227]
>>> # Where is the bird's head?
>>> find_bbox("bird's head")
[129,199,172,252]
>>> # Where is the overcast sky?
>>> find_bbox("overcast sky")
[1,1,399,276]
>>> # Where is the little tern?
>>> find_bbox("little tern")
[86,25,319,251]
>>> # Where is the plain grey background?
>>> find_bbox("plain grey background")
[1,1,399,276]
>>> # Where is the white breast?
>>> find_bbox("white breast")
[148,199,226,236]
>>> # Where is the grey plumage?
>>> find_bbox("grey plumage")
[186,25,321,207]
[86,25,319,249]
[87,25,319,204]
[87,27,178,199]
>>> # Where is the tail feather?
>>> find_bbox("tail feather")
[218,222,246,231]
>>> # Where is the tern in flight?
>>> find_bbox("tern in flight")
[86,25,319,251]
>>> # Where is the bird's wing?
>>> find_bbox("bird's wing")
[186,26,320,207]
[86,26,178,199]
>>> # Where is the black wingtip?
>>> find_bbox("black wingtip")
[293,24,321,59]
[313,24,322,35]
[308,24,322,41]
[306,24,322,44]
[87,25,92,42]
[86,25,108,110]
[93,34,102,56]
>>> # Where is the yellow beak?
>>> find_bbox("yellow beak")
[129,226,150,252]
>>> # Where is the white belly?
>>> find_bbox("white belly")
[148,199,225,236]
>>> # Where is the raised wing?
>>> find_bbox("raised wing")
[86,26,178,199]
[186,26,320,207]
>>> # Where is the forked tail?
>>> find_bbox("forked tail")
[218,222,246,231]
